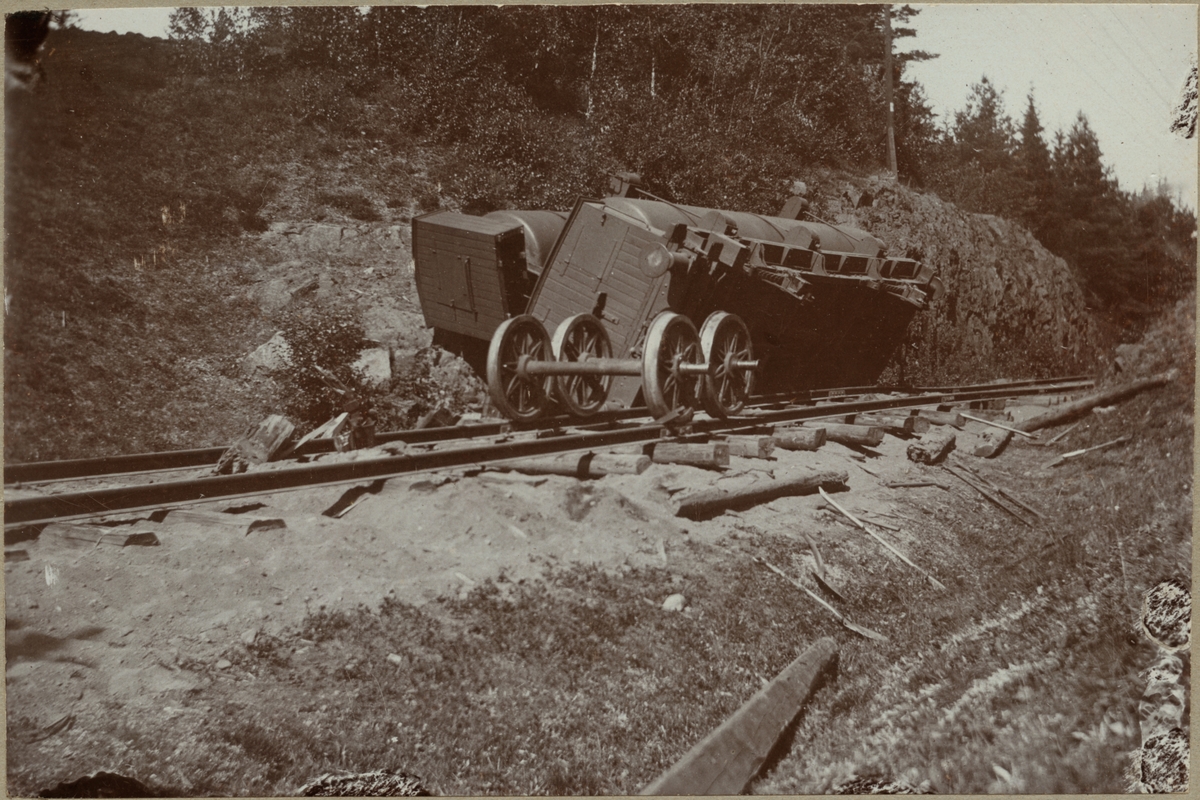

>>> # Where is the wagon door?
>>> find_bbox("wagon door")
[528,202,671,409]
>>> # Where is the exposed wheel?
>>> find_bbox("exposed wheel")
[486,315,553,421]
[551,314,613,418]
[641,311,703,419]
[699,311,755,417]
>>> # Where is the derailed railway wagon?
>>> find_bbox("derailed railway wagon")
[413,176,941,421]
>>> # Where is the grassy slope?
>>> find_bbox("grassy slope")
[5,29,275,460]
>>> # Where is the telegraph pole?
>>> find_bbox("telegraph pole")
[883,5,898,175]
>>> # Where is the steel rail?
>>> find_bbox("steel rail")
[4,379,1094,528]
[4,375,1093,486]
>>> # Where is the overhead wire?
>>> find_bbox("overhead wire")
[1105,6,1174,84]
[1083,5,1173,108]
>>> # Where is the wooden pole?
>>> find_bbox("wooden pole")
[1016,371,1177,433]
[676,469,848,519]
[883,5,898,175]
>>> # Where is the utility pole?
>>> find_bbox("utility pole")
[883,5,898,176]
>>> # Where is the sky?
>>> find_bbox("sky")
[902,4,1197,211]
[70,4,1198,212]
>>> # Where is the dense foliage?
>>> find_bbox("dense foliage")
[157,4,1194,331]
[922,80,1196,331]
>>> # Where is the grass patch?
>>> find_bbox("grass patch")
[147,552,843,796]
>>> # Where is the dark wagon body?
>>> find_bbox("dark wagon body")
[414,183,939,413]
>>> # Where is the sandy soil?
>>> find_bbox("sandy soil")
[5,414,1024,758]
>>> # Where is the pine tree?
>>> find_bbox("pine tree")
[1014,93,1053,233]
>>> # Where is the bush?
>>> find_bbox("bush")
[272,309,372,427]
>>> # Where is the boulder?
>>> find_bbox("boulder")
[352,346,392,387]
[243,332,293,376]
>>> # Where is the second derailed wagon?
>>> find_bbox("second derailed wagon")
[414,175,942,421]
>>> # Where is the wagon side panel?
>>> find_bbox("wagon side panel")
[412,212,523,341]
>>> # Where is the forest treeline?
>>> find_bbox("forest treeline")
[27,5,1199,331]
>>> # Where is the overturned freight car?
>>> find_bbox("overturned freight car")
[413,176,941,421]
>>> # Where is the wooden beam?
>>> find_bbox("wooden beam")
[640,638,838,796]
[675,470,848,519]
[1016,371,1177,433]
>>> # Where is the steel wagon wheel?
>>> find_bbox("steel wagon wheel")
[641,311,704,419]
[551,314,614,418]
[699,311,755,417]
[486,315,553,422]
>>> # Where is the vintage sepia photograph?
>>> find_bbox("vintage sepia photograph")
[4,3,1195,796]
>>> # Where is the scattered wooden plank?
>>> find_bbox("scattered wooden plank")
[1016,371,1177,433]
[1046,420,1083,445]
[1047,435,1133,468]
[884,480,949,490]
[818,488,947,591]
[216,415,296,473]
[639,637,838,796]
[493,452,651,478]
[906,428,956,464]
[652,442,729,470]
[804,423,884,448]
[43,523,160,548]
[5,549,30,562]
[951,457,1046,519]
[757,558,887,641]
[772,428,827,452]
[290,413,347,453]
[724,436,776,459]
[961,413,1038,439]
[941,464,1033,527]
[165,509,286,535]
[917,409,966,428]
[676,470,848,519]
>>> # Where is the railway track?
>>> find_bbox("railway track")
[4,375,1092,528]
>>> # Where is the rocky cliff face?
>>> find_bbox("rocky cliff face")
[822,176,1100,385]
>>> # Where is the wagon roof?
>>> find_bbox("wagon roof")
[602,197,886,257]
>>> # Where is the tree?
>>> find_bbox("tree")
[1012,92,1054,231]
[951,77,1015,172]
[1170,59,1196,139]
